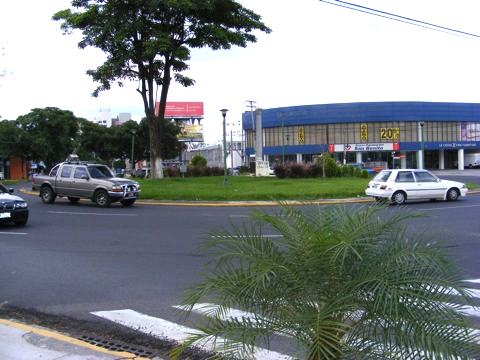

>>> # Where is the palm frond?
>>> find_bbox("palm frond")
[174,203,476,359]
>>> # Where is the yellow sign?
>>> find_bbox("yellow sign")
[360,124,368,141]
[179,124,204,142]
[380,127,400,140]
[298,127,305,144]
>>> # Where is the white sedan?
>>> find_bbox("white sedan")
[365,169,468,205]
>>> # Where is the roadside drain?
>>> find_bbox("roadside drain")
[79,335,156,357]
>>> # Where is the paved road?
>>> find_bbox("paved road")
[1,178,480,358]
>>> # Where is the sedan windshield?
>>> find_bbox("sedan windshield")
[87,165,114,179]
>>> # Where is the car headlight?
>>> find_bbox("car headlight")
[14,201,28,209]
[111,185,123,192]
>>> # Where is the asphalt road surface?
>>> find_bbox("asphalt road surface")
[1,178,480,358]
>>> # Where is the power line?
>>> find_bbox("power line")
[319,0,480,38]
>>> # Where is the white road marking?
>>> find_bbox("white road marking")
[465,279,480,284]
[47,211,138,217]
[420,204,480,211]
[173,303,256,322]
[91,309,293,360]
[0,231,28,236]
[211,234,283,239]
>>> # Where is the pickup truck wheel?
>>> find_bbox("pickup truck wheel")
[41,186,56,204]
[68,197,80,203]
[120,199,135,207]
[94,190,111,208]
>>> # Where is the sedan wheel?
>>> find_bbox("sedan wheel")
[392,191,406,205]
[446,188,459,201]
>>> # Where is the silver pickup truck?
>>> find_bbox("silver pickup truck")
[32,158,141,207]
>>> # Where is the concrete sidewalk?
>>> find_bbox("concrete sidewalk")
[0,319,157,360]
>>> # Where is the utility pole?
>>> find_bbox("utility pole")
[230,129,234,171]
[246,100,256,166]
[221,109,229,185]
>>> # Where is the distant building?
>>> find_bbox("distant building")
[92,109,132,127]
[186,141,243,169]
[93,108,112,127]
[243,101,480,170]
[112,113,132,127]
[0,157,29,180]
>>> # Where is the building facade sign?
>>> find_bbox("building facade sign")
[298,127,305,144]
[380,127,400,140]
[331,143,400,152]
[438,142,479,149]
[360,124,368,141]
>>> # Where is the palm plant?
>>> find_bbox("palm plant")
[172,204,480,359]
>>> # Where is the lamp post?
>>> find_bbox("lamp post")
[419,121,425,169]
[130,129,137,174]
[221,109,229,185]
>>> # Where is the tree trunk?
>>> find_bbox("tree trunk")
[147,114,164,179]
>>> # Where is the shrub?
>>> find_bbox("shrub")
[188,165,204,177]
[165,167,181,177]
[306,162,322,178]
[273,164,287,178]
[323,155,339,177]
[190,154,207,167]
[288,163,306,178]
[353,166,362,178]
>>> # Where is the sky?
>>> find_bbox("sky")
[1,0,480,144]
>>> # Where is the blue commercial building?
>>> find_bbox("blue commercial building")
[242,101,480,170]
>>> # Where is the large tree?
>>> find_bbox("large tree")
[0,120,28,159]
[53,0,270,178]
[16,107,79,168]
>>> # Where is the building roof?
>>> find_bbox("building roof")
[242,101,480,129]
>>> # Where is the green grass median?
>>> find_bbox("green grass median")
[138,176,371,201]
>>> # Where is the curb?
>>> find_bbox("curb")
[20,188,480,207]
[0,318,146,359]
[19,188,374,206]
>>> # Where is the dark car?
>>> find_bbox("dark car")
[0,184,28,226]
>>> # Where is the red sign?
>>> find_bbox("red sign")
[156,102,204,117]
[328,144,335,153]
[393,142,400,151]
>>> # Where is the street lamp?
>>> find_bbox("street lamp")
[131,129,137,174]
[220,109,229,185]
[419,121,425,169]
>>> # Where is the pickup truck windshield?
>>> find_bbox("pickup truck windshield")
[87,165,114,179]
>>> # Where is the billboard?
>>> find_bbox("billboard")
[179,123,204,142]
[156,101,204,117]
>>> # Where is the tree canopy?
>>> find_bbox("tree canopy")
[53,0,270,178]
[16,107,79,167]
[3,107,164,170]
